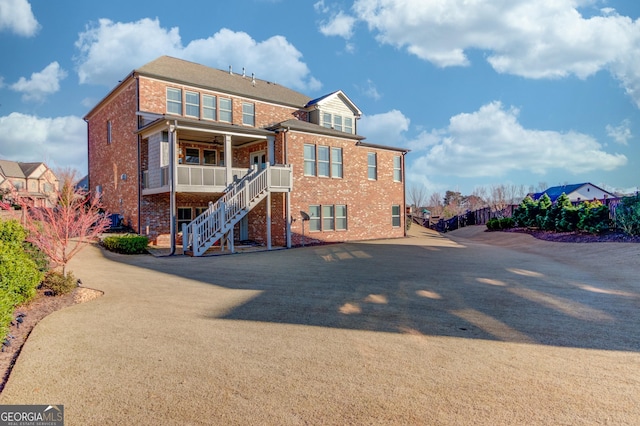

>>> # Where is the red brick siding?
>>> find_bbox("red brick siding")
[138,77,300,127]
[87,79,140,231]
[286,131,405,245]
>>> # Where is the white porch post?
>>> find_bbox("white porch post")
[266,192,272,250]
[267,135,275,166]
[224,134,232,185]
[286,192,291,248]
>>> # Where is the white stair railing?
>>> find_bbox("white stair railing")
[183,165,271,256]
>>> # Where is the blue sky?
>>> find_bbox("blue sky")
[1,0,639,198]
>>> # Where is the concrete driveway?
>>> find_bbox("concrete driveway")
[1,226,639,425]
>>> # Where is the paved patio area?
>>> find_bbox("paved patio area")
[1,225,638,425]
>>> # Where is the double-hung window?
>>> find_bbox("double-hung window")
[322,205,335,231]
[203,95,216,120]
[333,115,342,132]
[392,205,401,227]
[317,146,330,177]
[107,121,112,144]
[344,117,353,134]
[336,205,347,230]
[242,103,255,126]
[322,113,332,128]
[167,88,182,115]
[219,98,232,122]
[304,144,316,176]
[393,155,402,182]
[367,153,377,180]
[331,148,343,178]
[185,91,200,118]
[309,205,321,231]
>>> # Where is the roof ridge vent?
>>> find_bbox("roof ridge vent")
[252,73,256,86]
[242,67,246,78]
[229,65,233,75]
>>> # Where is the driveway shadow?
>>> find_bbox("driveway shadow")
[104,231,640,352]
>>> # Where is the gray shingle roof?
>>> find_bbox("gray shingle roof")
[0,160,43,178]
[136,56,312,108]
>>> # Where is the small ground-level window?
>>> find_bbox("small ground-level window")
[392,205,401,227]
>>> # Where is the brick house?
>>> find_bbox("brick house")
[0,160,59,208]
[84,56,408,255]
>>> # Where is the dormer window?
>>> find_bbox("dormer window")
[320,112,353,134]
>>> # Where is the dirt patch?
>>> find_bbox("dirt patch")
[0,286,102,393]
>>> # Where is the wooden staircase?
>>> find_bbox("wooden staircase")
[183,165,270,256]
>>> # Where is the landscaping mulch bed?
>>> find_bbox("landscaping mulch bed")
[0,286,102,393]
[504,228,640,243]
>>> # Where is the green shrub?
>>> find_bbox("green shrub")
[535,194,552,229]
[498,217,515,229]
[42,270,78,295]
[513,196,539,228]
[578,200,610,234]
[486,218,499,231]
[557,205,580,232]
[0,239,43,338]
[615,194,640,236]
[102,234,149,254]
[541,193,571,231]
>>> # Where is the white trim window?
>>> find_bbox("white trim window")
[219,98,232,122]
[309,205,321,231]
[203,94,217,120]
[393,155,402,182]
[367,153,377,180]
[304,144,316,176]
[177,207,193,232]
[392,205,401,227]
[322,205,335,231]
[336,205,347,230]
[331,148,343,178]
[344,117,353,134]
[317,146,330,177]
[167,88,182,115]
[242,102,255,126]
[185,91,200,118]
[185,148,200,164]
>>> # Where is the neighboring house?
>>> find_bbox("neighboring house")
[84,56,408,255]
[0,160,59,207]
[530,183,616,204]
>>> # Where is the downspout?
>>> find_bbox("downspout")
[282,127,292,248]
[168,120,178,255]
[136,75,141,236]
[402,151,408,237]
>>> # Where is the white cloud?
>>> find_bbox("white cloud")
[606,119,632,145]
[352,0,640,106]
[319,11,357,38]
[408,101,627,179]
[0,0,39,37]
[10,62,67,102]
[359,109,409,145]
[75,18,320,91]
[358,79,381,100]
[0,113,87,173]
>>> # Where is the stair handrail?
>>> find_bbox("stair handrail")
[184,164,271,255]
